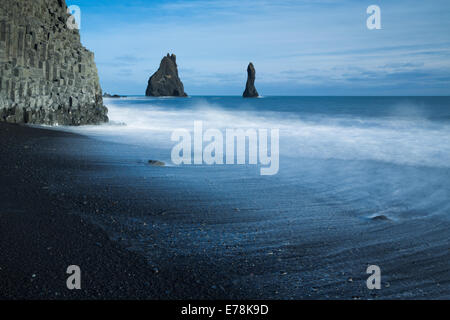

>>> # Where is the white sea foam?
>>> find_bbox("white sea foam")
[63,98,450,169]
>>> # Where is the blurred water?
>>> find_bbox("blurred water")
[60,96,450,220]
[50,96,450,298]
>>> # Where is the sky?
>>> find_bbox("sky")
[66,0,450,96]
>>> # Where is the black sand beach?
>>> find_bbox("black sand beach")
[1,0,449,304]
[0,122,228,300]
[0,123,156,299]
[1,122,449,300]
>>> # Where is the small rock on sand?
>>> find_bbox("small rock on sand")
[148,160,165,166]
[371,215,391,221]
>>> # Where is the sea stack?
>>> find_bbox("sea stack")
[243,62,259,98]
[0,0,108,125]
[145,53,187,97]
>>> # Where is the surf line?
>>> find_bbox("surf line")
[171,120,279,175]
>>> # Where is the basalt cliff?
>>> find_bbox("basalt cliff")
[0,0,108,125]
[146,54,187,97]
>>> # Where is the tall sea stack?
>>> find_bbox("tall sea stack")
[145,54,187,97]
[243,62,259,98]
[0,0,108,125]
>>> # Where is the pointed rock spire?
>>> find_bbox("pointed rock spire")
[243,62,259,98]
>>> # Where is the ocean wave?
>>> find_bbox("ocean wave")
[61,97,450,169]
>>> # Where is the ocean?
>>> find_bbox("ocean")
[55,96,450,298]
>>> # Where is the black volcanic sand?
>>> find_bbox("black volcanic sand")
[0,123,222,299]
[0,122,449,300]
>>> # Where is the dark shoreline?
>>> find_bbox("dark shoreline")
[0,123,158,299]
[1,122,448,300]
[0,122,261,300]
[0,122,227,300]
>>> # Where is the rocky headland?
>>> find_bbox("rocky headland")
[145,53,187,97]
[0,0,108,125]
[103,93,126,99]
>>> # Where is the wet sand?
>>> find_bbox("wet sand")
[0,122,448,300]
[0,123,225,299]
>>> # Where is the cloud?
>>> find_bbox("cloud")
[116,68,134,76]
[70,0,450,95]
[115,55,144,65]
